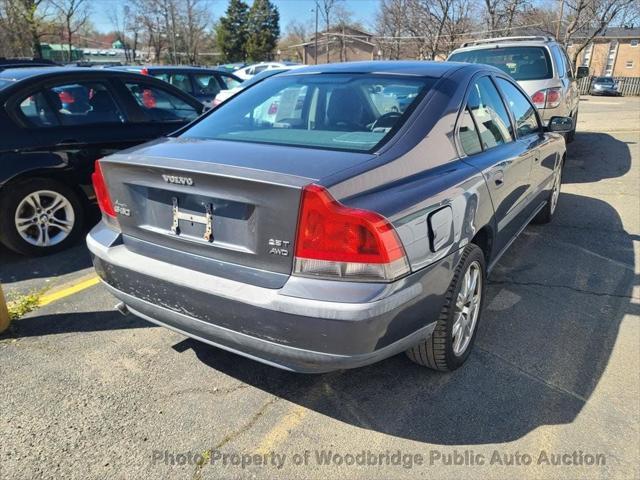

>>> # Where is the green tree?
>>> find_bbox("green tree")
[216,0,249,62]
[246,0,279,62]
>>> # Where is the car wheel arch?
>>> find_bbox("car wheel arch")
[1,169,91,209]
[471,225,494,265]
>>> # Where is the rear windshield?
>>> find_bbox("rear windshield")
[181,74,434,152]
[0,78,15,90]
[449,46,553,81]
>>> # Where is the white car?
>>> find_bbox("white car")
[448,36,585,142]
[213,66,303,106]
[234,62,299,80]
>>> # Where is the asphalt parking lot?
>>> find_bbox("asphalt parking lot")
[1,95,639,480]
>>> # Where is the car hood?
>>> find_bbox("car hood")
[112,136,376,182]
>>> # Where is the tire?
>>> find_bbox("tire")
[406,244,486,371]
[0,178,84,256]
[533,157,564,225]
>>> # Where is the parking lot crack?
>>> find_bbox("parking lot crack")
[192,396,279,480]
[159,384,249,400]
[489,279,636,300]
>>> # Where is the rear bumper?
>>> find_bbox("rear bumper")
[88,223,460,373]
[538,104,572,123]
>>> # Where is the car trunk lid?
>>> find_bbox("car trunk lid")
[99,137,375,287]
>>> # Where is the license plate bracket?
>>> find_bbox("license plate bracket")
[171,197,214,242]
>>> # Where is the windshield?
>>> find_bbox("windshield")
[449,46,553,81]
[181,74,434,152]
[596,77,614,84]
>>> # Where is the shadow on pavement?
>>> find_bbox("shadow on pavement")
[565,132,632,183]
[0,242,93,285]
[0,309,152,339]
[179,134,636,445]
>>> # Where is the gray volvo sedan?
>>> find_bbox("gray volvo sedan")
[87,61,572,373]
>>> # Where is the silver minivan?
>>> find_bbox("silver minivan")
[448,36,583,141]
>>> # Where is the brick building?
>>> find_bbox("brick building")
[568,27,640,77]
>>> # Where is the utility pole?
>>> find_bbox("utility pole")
[0,284,10,334]
[556,0,565,40]
[314,1,319,64]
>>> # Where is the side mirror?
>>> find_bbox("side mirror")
[547,116,573,133]
[576,66,589,79]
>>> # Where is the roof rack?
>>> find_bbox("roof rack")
[461,35,556,48]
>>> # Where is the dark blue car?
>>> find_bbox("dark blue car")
[110,66,242,106]
[88,61,572,373]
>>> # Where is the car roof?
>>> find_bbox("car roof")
[450,37,557,55]
[0,66,139,81]
[144,66,221,71]
[278,61,476,78]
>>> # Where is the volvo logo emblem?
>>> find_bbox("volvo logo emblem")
[162,174,194,186]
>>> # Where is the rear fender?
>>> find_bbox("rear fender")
[0,151,68,188]
[332,159,496,273]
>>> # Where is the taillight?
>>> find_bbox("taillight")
[531,90,546,109]
[531,88,562,109]
[545,87,561,108]
[91,160,116,218]
[293,185,410,282]
[141,67,149,75]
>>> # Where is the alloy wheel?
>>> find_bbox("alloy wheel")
[14,190,75,247]
[452,260,482,356]
[550,167,562,215]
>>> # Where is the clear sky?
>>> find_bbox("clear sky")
[93,0,380,34]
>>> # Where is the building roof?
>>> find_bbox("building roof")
[307,25,374,42]
[578,26,640,39]
[41,43,82,51]
[492,25,640,42]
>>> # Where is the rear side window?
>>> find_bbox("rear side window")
[467,77,513,150]
[219,74,241,89]
[151,73,192,94]
[551,46,565,77]
[561,49,574,78]
[496,78,540,137]
[125,82,198,122]
[458,108,482,156]
[19,92,59,127]
[169,74,192,94]
[20,83,124,127]
[193,74,222,96]
[450,46,553,81]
